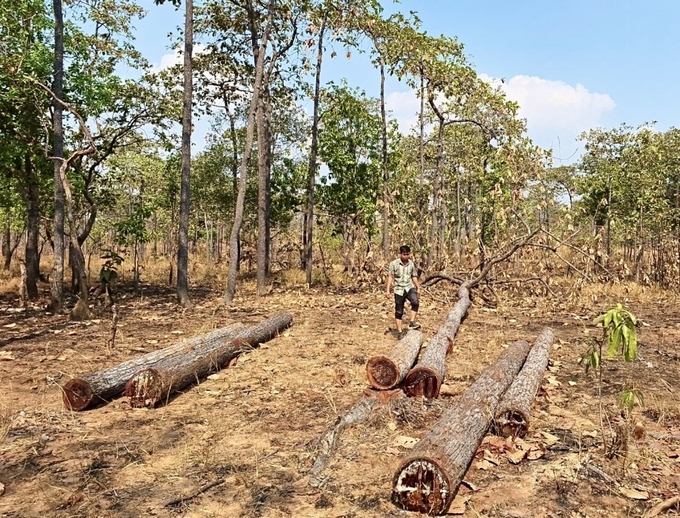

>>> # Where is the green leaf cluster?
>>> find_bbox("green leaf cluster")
[593,303,638,361]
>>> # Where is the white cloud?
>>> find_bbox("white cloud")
[480,74,616,155]
[154,44,207,72]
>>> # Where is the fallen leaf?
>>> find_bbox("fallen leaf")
[582,430,598,438]
[0,351,15,361]
[0,481,4,496]
[527,445,545,460]
[483,450,501,465]
[634,421,646,440]
[540,431,559,446]
[207,374,220,380]
[507,448,527,464]
[546,376,561,386]
[3,323,17,328]
[475,459,495,470]
[171,330,184,335]
[393,435,419,449]
[620,487,648,500]
[448,495,470,515]
[568,381,577,386]
[360,325,368,328]
[386,421,397,431]
[146,340,158,344]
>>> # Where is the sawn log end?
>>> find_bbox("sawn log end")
[125,368,164,408]
[403,367,441,399]
[366,355,399,390]
[392,457,454,515]
[62,378,95,411]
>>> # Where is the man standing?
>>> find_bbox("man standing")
[386,245,421,339]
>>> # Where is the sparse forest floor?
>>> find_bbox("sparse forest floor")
[1,269,680,518]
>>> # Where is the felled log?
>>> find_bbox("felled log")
[62,322,247,411]
[402,285,471,398]
[392,339,532,515]
[492,328,554,438]
[308,396,380,487]
[125,312,292,408]
[366,330,423,390]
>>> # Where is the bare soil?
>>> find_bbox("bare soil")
[1,275,679,518]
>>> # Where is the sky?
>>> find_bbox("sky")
[132,0,680,162]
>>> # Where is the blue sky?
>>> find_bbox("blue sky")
[133,0,680,161]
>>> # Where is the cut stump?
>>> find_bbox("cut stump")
[62,322,247,411]
[492,327,555,438]
[392,339,532,515]
[403,285,471,398]
[125,312,292,408]
[366,330,423,390]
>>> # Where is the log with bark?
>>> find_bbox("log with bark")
[366,330,423,390]
[62,322,248,411]
[125,312,292,408]
[402,285,471,398]
[392,339,533,515]
[492,327,554,438]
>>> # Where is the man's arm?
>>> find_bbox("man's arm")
[386,272,394,296]
[412,273,421,294]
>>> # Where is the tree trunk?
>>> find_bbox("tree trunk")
[224,0,274,305]
[403,285,471,398]
[49,0,65,312]
[256,92,272,296]
[391,339,533,515]
[366,330,423,390]
[125,312,292,407]
[379,57,389,259]
[492,328,554,438]
[62,322,248,411]
[24,153,40,298]
[305,17,326,286]
[176,0,194,308]
[308,396,380,487]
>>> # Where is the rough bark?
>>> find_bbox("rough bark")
[492,327,554,438]
[62,322,248,411]
[392,339,532,515]
[305,16,325,286]
[366,330,423,390]
[403,285,471,398]
[24,153,40,299]
[49,0,65,312]
[308,396,380,488]
[176,0,193,308]
[125,312,292,408]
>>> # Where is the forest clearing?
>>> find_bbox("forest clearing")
[3,0,680,516]
[1,261,680,518]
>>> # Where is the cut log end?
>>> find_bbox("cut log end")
[125,368,164,408]
[62,379,95,411]
[392,457,453,515]
[403,367,441,398]
[492,410,529,438]
[366,356,399,390]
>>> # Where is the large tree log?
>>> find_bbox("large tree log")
[62,322,248,411]
[366,330,423,390]
[125,312,292,408]
[392,339,532,515]
[403,285,471,398]
[492,327,554,438]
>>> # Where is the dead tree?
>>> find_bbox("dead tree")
[62,322,247,411]
[366,330,423,390]
[125,312,292,407]
[391,339,532,515]
[404,229,538,398]
[492,327,554,438]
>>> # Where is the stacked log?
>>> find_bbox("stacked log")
[366,330,423,390]
[402,285,471,398]
[62,322,247,411]
[391,339,532,515]
[492,327,554,438]
[125,312,292,408]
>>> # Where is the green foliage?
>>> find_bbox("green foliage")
[593,303,638,362]
[99,249,124,284]
[617,388,644,416]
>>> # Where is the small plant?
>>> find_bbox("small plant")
[618,388,644,417]
[99,249,124,304]
[594,303,638,361]
[581,303,641,458]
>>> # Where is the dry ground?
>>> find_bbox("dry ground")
[1,271,679,518]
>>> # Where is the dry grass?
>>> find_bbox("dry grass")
[0,394,11,444]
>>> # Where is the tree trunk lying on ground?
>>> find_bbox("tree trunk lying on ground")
[308,396,380,488]
[125,312,292,408]
[366,330,423,390]
[392,339,532,516]
[402,285,471,398]
[62,322,247,411]
[492,327,554,438]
